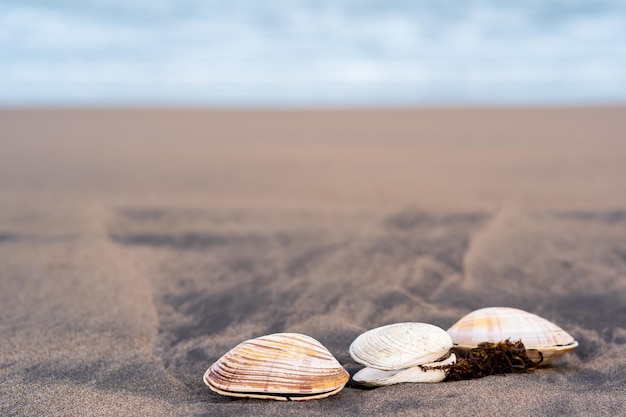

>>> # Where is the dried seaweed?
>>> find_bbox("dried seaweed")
[444,340,537,381]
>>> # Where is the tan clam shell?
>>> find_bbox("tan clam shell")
[349,322,454,386]
[203,333,349,401]
[447,307,579,365]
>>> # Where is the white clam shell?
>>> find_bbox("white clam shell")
[353,353,456,387]
[349,322,454,386]
[447,307,579,365]
[203,333,349,401]
[350,322,453,370]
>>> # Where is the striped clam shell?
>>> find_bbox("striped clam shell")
[349,322,455,386]
[203,333,349,401]
[447,307,579,365]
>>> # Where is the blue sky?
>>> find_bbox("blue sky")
[2,1,625,106]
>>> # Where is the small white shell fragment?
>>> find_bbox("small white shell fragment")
[349,322,454,386]
[446,307,579,365]
[204,333,349,401]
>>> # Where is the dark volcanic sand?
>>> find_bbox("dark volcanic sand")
[1,108,625,416]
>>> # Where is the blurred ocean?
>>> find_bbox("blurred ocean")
[1,0,626,106]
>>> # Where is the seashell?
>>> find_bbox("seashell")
[203,333,349,401]
[351,352,456,386]
[349,322,455,387]
[446,307,579,365]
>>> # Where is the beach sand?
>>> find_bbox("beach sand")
[1,107,625,416]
